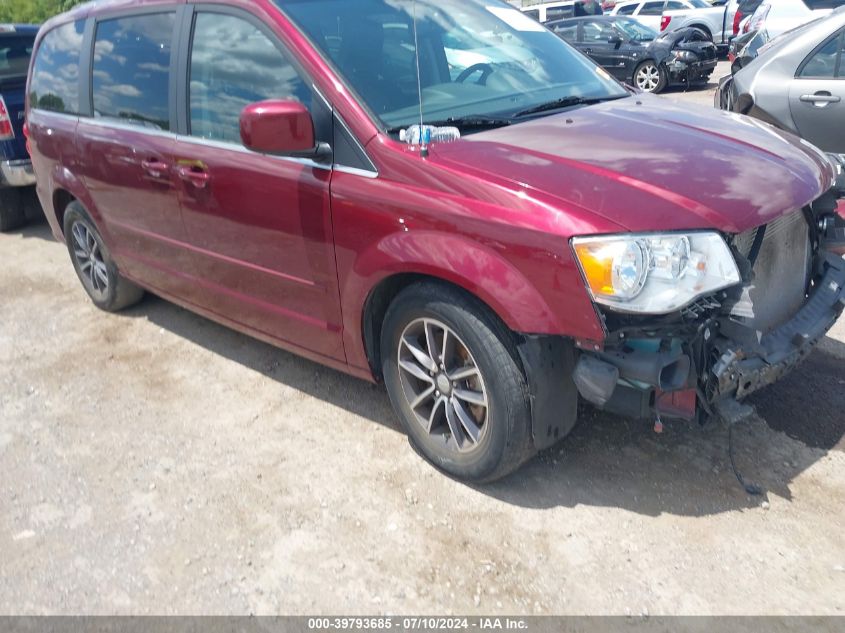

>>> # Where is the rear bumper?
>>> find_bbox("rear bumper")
[0,159,36,187]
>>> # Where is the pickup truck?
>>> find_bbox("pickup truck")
[660,4,732,49]
[0,24,41,232]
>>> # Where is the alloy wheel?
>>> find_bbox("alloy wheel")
[635,62,661,92]
[397,318,489,453]
[71,221,109,299]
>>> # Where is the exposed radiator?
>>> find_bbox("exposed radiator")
[728,211,811,333]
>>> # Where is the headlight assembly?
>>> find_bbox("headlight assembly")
[673,50,697,63]
[572,232,741,314]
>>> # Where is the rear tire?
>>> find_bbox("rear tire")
[63,201,144,312]
[0,188,27,232]
[381,282,534,483]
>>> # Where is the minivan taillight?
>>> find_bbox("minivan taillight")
[0,97,14,141]
[660,15,672,31]
[23,121,31,156]
[733,10,743,34]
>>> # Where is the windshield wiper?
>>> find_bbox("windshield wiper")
[514,95,626,119]
[387,115,513,135]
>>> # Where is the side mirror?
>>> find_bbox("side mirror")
[239,100,331,162]
[608,35,623,48]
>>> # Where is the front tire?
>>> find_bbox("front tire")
[633,60,667,94]
[63,201,144,312]
[381,282,534,483]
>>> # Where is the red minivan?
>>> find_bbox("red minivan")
[27,0,845,482]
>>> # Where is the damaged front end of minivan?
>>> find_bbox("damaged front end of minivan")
[570,189,845,427]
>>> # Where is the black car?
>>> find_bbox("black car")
[547,16,718,93]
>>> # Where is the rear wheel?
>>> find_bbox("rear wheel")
[63,201,144,312]
[381,282,534,482]
[633,60,666,94]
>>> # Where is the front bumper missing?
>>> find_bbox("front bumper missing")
[573,251,845,422]
[711,252,845,400]
[667,59,717,84]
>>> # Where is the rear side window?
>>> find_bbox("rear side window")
[639,1,666,14]
[189,12,310,144]
[665,1,687,9]
[524,9,541,20]
[545,6,574,20]
[616,3,638,13]
[799,30,844,78]
[549,22,580,41]
[29,21,85,114]
[0,34,35,80]
[92,13,175,130]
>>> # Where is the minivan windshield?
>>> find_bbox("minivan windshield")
[277,0,629,133]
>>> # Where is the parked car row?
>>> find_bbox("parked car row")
[548,16,717,92]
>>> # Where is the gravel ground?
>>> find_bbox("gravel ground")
[2,65,844,615]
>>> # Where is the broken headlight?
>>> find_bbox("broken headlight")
[572,232,741,314]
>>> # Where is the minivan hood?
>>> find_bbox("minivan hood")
[432,95,834,234]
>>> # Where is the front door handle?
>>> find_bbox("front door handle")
[176,164,210,189]
[141,159,169,178]
[800,92,841,107]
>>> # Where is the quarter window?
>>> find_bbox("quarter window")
[92,13,175,130]
[799,31,843,78]
[29,21,85,114]
[550,23,580,42]
[582,20,617,41]
[639,1,666,15]
[189,12,310,144]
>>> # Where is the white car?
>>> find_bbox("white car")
[747,0,845,40]
[611,0,710,31]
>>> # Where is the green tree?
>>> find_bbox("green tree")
[0,0,86,23]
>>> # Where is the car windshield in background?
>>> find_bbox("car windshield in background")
[614,17,658,41]
[277,0,628,132]
[0,35,35,81]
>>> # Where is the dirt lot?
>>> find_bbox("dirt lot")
[2,66,845,615]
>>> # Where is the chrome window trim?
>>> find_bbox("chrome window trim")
[334,165,379,179]
[174,133,333,172]
[74,113,379,178]
[77,116,178,140]
[28,109,80,122]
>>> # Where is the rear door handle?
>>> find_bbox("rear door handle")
[176,164,210,189]
[141,159,169,178]
[800,92,841,106]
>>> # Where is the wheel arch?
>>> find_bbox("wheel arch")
[688,23,712,38]
[48,165,100,240]
[349,231,564,379]
[362,272,522,381]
